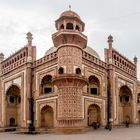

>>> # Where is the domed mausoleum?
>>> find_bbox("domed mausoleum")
[0,9,139,133]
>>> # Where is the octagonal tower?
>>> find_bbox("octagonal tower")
[52,10,87,130]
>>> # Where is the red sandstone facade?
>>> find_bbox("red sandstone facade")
[0,10,140,132]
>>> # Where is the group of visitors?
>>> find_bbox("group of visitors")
[92,122,100,129]
[92,120,129,131]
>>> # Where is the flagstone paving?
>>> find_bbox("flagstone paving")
[0,127,140,140]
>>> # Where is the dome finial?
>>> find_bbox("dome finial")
[69,5,71,11]
[107,34,113,49]
[133,56,138,64]
[26,32,33,45]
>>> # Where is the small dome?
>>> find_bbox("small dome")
[60,10,81,20]
[45,47,57,56]
[83,47,100,59]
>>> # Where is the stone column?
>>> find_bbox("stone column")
[107,35,114,124]
[0,53,4,127]
[26,32,35,131]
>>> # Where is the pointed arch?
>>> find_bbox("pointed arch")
[75,25,80,31]
[40,105,54,128]
[6,84,21,104]
[40,75,52,95]
[60,24,64,29]
[5,85,21,126]
[58,67,64,74]
[76,68,81,74]
[118,85,133,124]
[88,75,100,95]
[88,104,101,126]
[66,23,74,30]
[9,118,16,126]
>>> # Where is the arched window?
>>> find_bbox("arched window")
[41,75,52,95]
[59,67,64,74]
[20,53,23,58]
[75,25,80,31]
[76,68,81,74]
[60,24,64,29]
[119,85,132,103]
[66,23,74,30]
[113,54,116,60]
[17,55,19,60]
[12,59,14,63]
[6,85,21,105]
[23,52,26,57]
[124,62,126,66]
[88,76,100,95]
[120,59,122,63]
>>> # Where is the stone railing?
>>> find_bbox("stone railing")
[113,60,136,77]
[2,57,26,75]
[82,51,107,69]
[1,47,28,75]
[33,52,57,67]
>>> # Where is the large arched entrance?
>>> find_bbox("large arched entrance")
[88,104,101,126]
[118,85,133,124]
[6,85,21,126]
[40,105,54,128]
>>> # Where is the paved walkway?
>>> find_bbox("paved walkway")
[0,127,140,140]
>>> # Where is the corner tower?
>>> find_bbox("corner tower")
[52,10,87,130]
[52,10,87,72]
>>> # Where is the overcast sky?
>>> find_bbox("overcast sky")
[0,0,140,78]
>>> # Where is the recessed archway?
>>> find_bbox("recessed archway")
[40,105,54,128]
[9,118,16,126]
[6,85,21,127]
[40,75,52,95]
[88,104,101,126]
[88,75,100,95]
[118,85,133,124]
